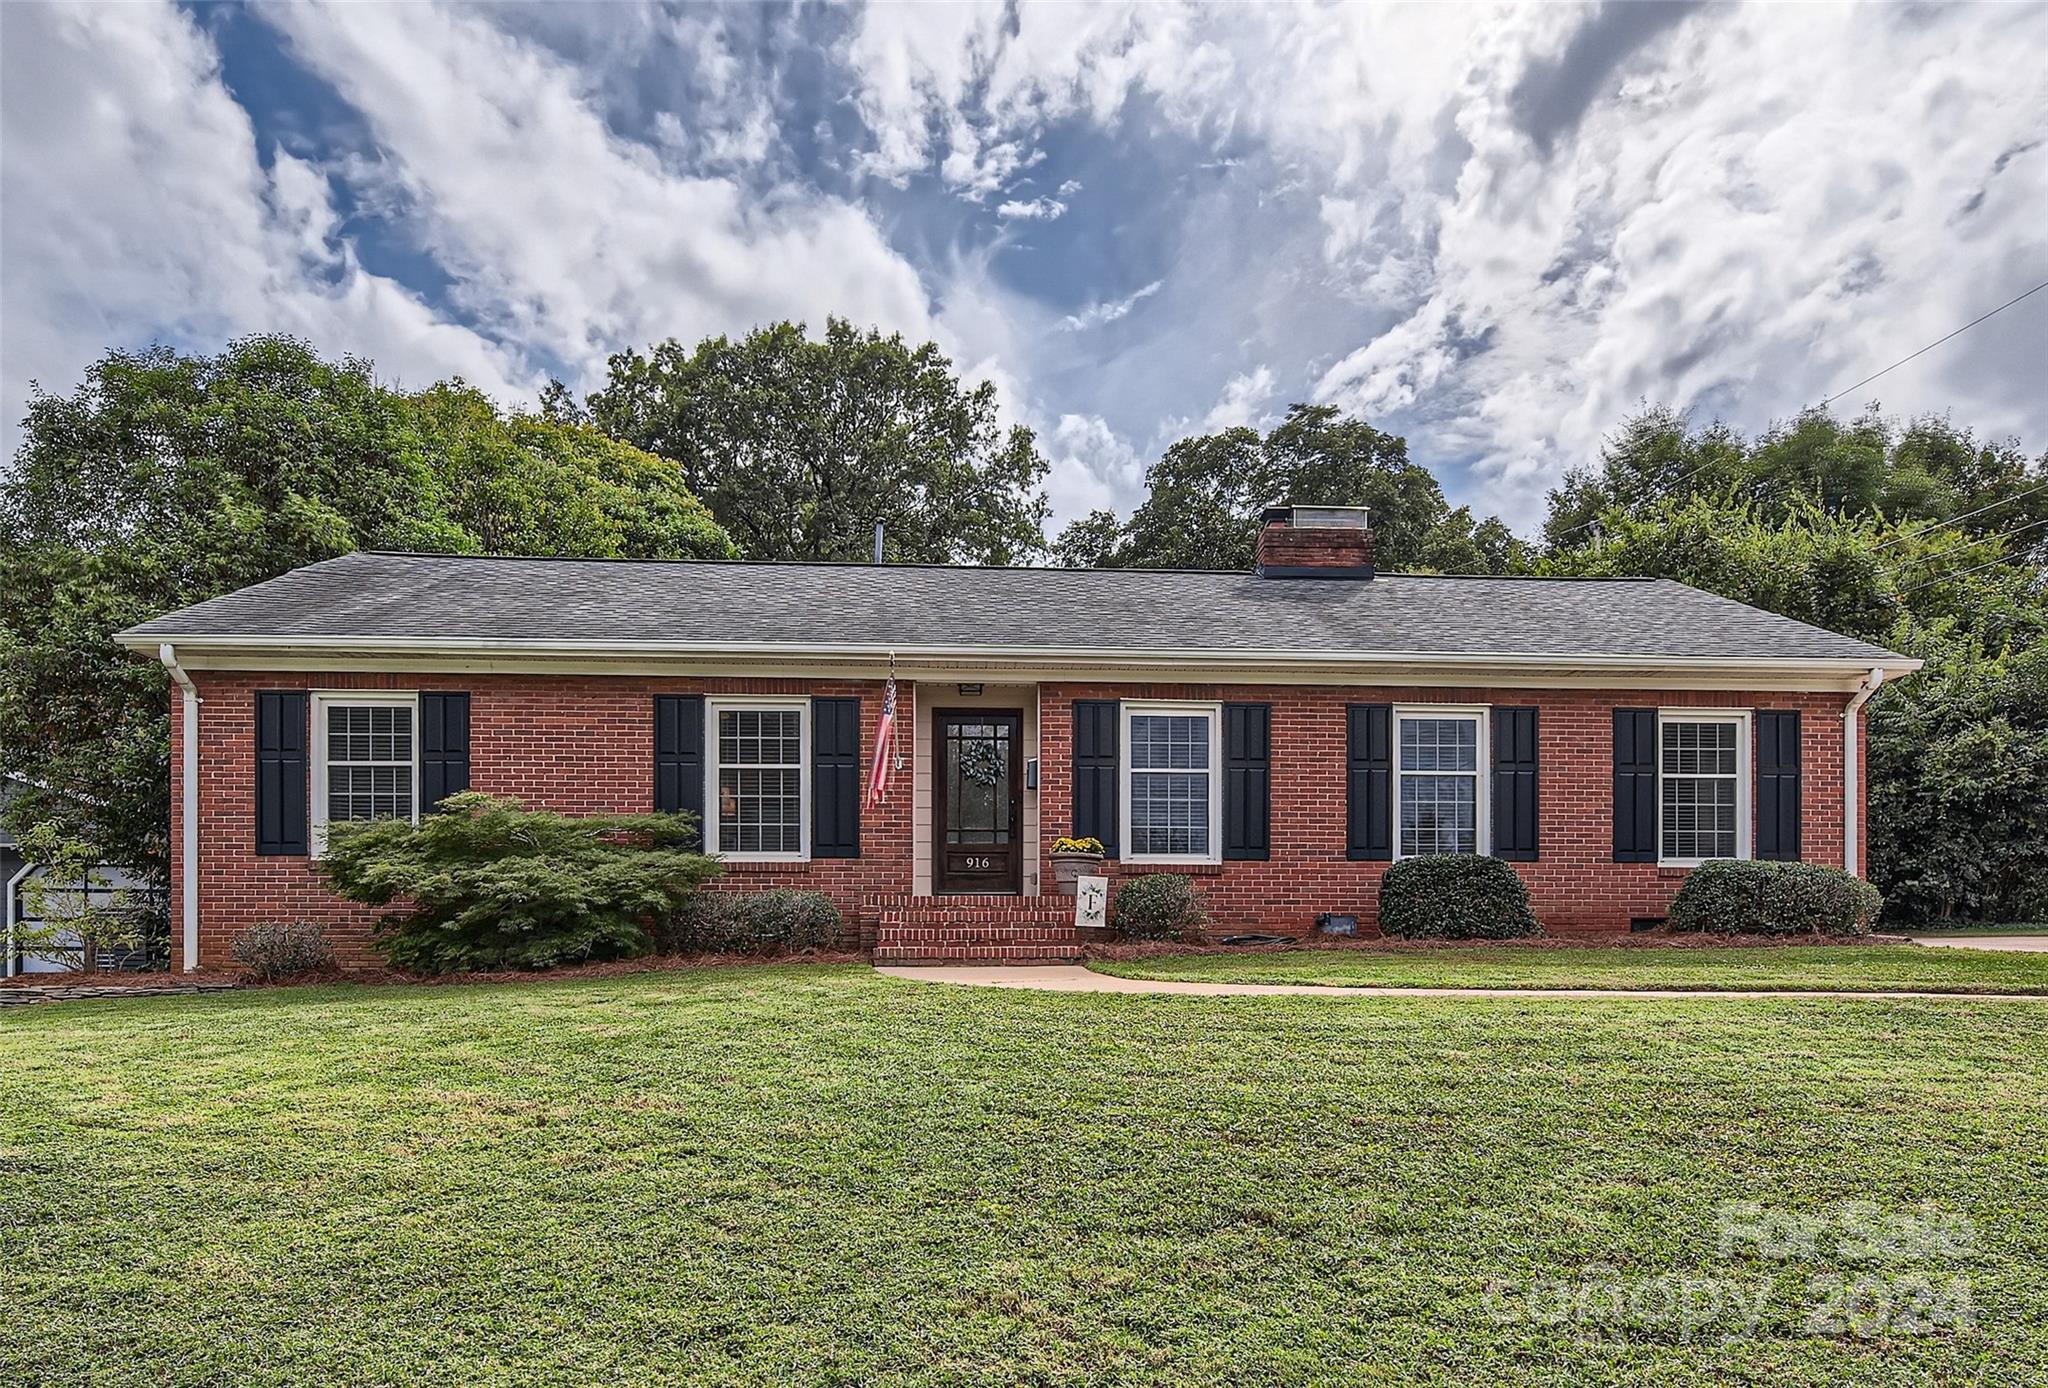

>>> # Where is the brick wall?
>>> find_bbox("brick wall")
[174,671,914,970]
[1038,682,1855,935]
[171,670,1858,968]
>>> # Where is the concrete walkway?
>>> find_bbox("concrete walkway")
[874,964,2048,1003]
[1907,934,2048,952]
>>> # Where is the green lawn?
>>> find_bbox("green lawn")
[1091,943,2048,995]
[4,966,2044,1386]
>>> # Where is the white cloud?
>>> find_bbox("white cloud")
[1042,413,1143,526]
[261,3,938,384]
[1202,365,1277,431]
[841,1,2048,529]
[0,1,531,445]
[1059,279,1164,331]
[996,196,1066,221]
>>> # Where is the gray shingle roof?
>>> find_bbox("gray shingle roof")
[117,551,1908,666]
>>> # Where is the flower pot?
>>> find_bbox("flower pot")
[1049,851,1105,897]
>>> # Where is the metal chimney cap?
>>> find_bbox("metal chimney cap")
[1261,502,1373,529]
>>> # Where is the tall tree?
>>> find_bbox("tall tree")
[0,336,733,920]
[1544,404,2048,557]
[1054,405,1527,574]
[1540,429,2048,923]
[585,318,1051,564]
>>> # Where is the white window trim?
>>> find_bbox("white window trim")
[1656,708,1752,868]
[1119,700,1224,866]
[704,695,812,863]
[309,690,420,856]
[1393,703,1491,860]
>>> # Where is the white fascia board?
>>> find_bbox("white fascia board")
[113,631,1922,689]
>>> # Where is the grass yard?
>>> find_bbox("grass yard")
[1091,943,2048,995]
[4,966,2045,1386]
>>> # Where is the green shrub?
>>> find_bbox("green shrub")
[1377,855,1542,940]
[1667,860,1882,937]
[228,920,335,981]
[669,890,842,955]
[1113,874,1208,941]
[319,793,721,973]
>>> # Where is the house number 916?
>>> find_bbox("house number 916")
[963,856,993,869]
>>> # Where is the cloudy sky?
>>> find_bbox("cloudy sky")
[3,1,2044,535]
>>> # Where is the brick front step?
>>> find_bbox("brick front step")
[872,898,1091,964]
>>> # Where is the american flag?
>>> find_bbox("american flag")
[864,677,897,809]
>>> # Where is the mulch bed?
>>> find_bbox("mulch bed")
[1081,930,1903,963]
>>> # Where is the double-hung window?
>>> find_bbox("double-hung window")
[311,692,418,849]
[1659,711,1750,864]
[1394,706,1487,858]
[1121,701,1221,863]
[706,698,809,860]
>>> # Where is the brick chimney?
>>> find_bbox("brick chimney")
[1255,503,1375,578]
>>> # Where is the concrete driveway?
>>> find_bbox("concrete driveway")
[1909,934,2048,952]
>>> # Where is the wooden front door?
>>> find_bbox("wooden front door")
[933,710,1024,894]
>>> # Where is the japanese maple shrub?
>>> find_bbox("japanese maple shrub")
[319,792,721,973]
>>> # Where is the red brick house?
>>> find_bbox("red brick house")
[116,506,1917,968]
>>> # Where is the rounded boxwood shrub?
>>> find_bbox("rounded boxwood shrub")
[670,889,842,955]
[1377,855,1542,940]
[1113,873,1208,941]
[1667,860,1882,937]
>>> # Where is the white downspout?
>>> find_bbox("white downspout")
[160,644,202,972]
[1842,667,1886,876]
[4,860,33,979]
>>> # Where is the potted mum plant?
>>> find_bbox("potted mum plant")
[1049,836,1106,896]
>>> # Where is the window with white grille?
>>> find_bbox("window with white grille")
[1659,716,1747,863]
[312,696,419,847]
[1121,702,1220,862]
[709,701,808,858]
[1396,711,1485,857]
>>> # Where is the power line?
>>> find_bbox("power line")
[1893,549,2047,599]
[1872,477,2048,551]
[1550,276,2048,546]
[1820,278,2048,408]
[1883,513,2048,571]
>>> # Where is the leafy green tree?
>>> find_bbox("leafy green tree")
[0,335,733,916]
[1540,450,2048,923]
[1869,622,2048,922]
[1545,404,2047,556]
[1054,405,1528,573]
[585,317,1051,564]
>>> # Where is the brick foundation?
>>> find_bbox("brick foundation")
[170,670,1859,969]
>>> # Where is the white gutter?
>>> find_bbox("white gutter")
[110,630,1923,675]
[4,860,33,980]
[1842,666,1887,876]
[159,644,201,972]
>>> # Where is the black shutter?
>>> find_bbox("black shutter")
[654,695,705,845]
[1491,706,1539,862]
[1223,702,1271,861]
[1346,704,1392,861]
[255,691,308,856]
[1613,708,1658,863]
[1756,709,1802,861]
[812,696,861,858]
[419,693,470,814]
[1072,699,1119,858]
